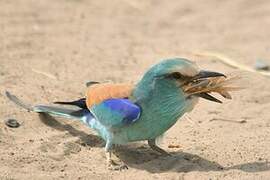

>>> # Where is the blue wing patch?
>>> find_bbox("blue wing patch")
[90,98,141,128]
[103,99,141,124]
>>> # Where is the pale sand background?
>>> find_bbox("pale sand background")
[1,0,270,179]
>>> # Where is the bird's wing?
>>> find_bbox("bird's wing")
[90,98,141,129]
[51,83,138,129]
[85,83,140,128]
[85,83,134,108]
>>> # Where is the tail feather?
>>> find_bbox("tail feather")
[33,105,91,121]
[6,91,33,111]
[54,98,87,109]
[6,91,94,123]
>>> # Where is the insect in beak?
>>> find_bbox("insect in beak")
[183,70,233,103]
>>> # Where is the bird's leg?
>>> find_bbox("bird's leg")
[105,142,128,170]
[148,139,171,156]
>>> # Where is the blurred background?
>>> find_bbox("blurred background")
[1,0,269,89]
[1,0,270,179]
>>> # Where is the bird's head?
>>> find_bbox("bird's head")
[134,58,232,104]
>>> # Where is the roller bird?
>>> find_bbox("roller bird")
[6,58,237,170]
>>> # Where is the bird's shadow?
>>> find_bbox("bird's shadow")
[115,146,270,173]
[38,113,103,147]
[39,113,270,173]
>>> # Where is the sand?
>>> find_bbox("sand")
[1,0,270,179]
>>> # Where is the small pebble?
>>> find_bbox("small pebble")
[239,120,247,124]
[86,81,100,87]
[255,59,269,71]
[5,119,20,128]
[168,144,181,148]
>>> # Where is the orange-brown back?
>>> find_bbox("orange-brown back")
[86,83,134,109]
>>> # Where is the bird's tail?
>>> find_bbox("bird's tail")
[5,91,93,122]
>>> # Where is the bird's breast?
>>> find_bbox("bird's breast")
[123,91,197,142]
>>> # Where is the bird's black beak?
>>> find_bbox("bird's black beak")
[197,92,222,103]
[188,70,226,103]
[191,70,226,81]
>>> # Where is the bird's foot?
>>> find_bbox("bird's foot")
[158,149,171,156]
[106,151,128,171]
[152,146,171,156]
[148,139,171,156]
[107,159,128,171]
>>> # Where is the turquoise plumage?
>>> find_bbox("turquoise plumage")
[6,58,235,170]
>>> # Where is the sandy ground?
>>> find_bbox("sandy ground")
[1,0,270,179]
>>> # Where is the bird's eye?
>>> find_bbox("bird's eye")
[168,72,182,79]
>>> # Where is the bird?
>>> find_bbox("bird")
[6,58,238,170]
